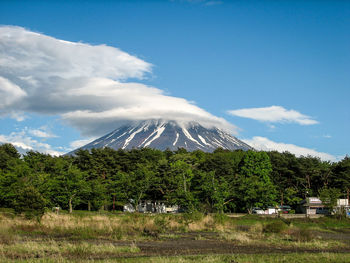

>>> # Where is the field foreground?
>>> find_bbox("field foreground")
[1,211,350,262]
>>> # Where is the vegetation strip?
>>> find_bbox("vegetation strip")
[1,212,350,261]
[1,144,349,217]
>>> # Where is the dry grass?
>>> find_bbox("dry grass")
[187,215,214,231]
[0,212,141,261]
[220,231,252,243]
[216,219,348,250]
[0,241,140,261]
[1,212,234,242]
[219,228,347,250]
[263,233,347,250]
[1,212,160,241]
[1,212,350,262]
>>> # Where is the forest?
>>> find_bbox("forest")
[0,143,349,215]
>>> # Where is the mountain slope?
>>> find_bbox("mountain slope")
[73,120,252,152]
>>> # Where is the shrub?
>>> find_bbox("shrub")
[12,186,46,222]
[263,221,288,233]
[111,227,124,240]
[250,222,263,234]
[280,218,292,226]
[235,225,251,232]
[0,227,16,245]
[289,228,315,242]
[213,213,229,225]
[182,211,204,224]
[154,215,169,232]
[143,226,159,238]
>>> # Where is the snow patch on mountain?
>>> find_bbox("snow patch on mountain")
[173,132,179,146]
[122,124,146,149]
[144,123,166,147]
[71,119,252,153]
[198,135,210,146]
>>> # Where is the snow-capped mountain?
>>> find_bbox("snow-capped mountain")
[72,120,252,153]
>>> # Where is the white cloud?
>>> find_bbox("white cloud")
[9,112,26,122]
[227,106,318,125]
[61,78,235,136]
[0,26,235,137]
[0,26,151,81]
[69,138,95,149]
[0,76,26,109]
[28,128,57,138]
[243,136,336,161]
[0,130,63,156]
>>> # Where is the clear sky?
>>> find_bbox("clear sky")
[0,0,349,160]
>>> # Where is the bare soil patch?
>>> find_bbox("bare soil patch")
[108,231,350,258]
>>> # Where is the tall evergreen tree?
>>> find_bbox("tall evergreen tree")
[236,151,277,213]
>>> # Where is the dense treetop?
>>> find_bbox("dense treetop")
[0,143,349,213]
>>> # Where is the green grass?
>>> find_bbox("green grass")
[230,215,350,234]
[291,216,350,231]
[2,253,350,263]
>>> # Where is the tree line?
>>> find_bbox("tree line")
[0,143,349,215]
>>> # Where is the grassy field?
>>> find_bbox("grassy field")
[1,210,350,262]
[3,253,350,263]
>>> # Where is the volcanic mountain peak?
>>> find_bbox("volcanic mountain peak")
[73,119,252,152]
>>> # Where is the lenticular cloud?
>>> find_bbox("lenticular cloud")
[228,106,318,125]
[0,26,235,136]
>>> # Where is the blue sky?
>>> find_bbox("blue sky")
[0,0,349,160]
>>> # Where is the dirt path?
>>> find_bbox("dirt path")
[19,230,350,258]
[315,230,350,241]
[131,239,350,257]
[100,230,350,258]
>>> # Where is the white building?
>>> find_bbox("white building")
[299,197,350,215]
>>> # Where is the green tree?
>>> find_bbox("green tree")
[332,156,350,201]
[237,151,277,213]
[283,187,302,207]
[13,185,46,222]
[166,159,196,211]
[197,171,232,213]
[268,151,298,205]
[46,159,87,213]
[0,162,32,208]
[0,143,21,171]
[319,187,340,214]
[114,165,154,209]
[0,144,24,207]
[83,178,107,211]
[297,156,330,197]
